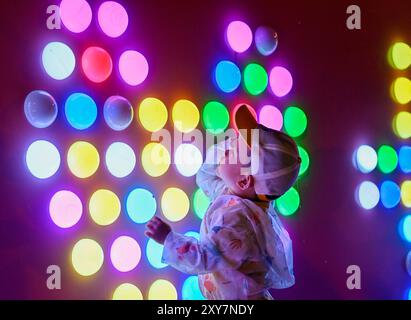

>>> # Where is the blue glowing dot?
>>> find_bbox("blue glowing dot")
[65,93,97,130]
[214,60,241,93]
[353,145,377,173]
[407,288,411,300]
[399,215,411,243]
[146,238,167,269]
[406,251,411,277]
[182,276,205,300]
[184,231,200,241]
[399,146,411,173]
[105,142,136,178]
[380,180,401,209]
[42,42,75,80]
[126,188,156,224]
[356,181,380,210]
[26,140,61,179]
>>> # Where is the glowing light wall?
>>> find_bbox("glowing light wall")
[23,0,310,299]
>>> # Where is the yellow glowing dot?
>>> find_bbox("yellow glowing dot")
[402,181,411,208]
[113,283,143,300]
[67,141,100,178]
[388,42,411,70]
[391,77,411,105]
[138,97,168,132]
[148,279,177,300]
[89,189,121,226]
[172,99,199,133]
[161,187,189,222]
[392,111,411,139]
[71,238,104,276]
[141,142,171,177]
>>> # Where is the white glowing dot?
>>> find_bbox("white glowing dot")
[26,140,60,179]
[105,142,136,178]
[174,144,203,177]
[42,42,75,80]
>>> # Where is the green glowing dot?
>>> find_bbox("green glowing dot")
[193,188,210,219]
[275,187,300,216]
[283,106,307,138]
[202,101,229,134]
[388,42,411,70]
[297,145,310,176]
[243,63,268,96]
[377,145,398,174]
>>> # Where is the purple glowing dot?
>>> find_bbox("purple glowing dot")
[119,50,149,86]
[60,0,92,33]
[226,21,253,53]
[98,1,129,38]
[259,105,283,130]
[269,66,293,98]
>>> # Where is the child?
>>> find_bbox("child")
[145,105,301,300]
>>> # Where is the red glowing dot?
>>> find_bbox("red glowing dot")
[82,47,113,83]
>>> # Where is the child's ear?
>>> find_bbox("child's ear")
[236,175,253,190]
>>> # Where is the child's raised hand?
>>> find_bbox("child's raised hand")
[144,216,171,244]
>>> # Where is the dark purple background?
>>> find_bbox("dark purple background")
[0,0,410,299]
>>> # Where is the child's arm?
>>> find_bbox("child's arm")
[196,139,231,201]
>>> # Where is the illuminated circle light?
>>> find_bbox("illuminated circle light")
[275,187,300,216]
[24,90,58,129]
[42,42,75,80]
[255,26,278,56]
[391,77,411,105]
[231,103,257,133]
[126,188,157,224]
[226,21,253,53]
[401,181,411,208]
[103,96,133,131]
[89,189,121,226]
[243,63,268,96]
[388,42,411,70]
[184,231,200,241]
[60,0,92,33]
[146,238,167,269]
[67,141,100,179]
[113,283,143,300]
[138,97,168,132]
[269,66,293,98]
[148,279,177,300]
[380,181,401,209]
[377,145,398,174]
[353,145,378,174]
[110,236,141,272]
[174,144,203,177]
[82,47,113,83]
[98,1,129,38]
[193,188,210,220]
[259,105,283,130]
[49,190,82,228]
[65,93,97,130]
[26,140,60,179]
[105,142,136,178]
[71,238,104,276]
[283,106,307,138]
[161,187,189,222]
[406,251,411,277]
[119,50,149,86]
[399,215,411,243]
[202,101,230,134]
[172,100,200,133]
[182,276,205,300]
[297,146,310,176]
[399,146,411,173]
[356,181,380,210]
[214,60,241,93]
[393,112,411,139]
[141,142,171,177]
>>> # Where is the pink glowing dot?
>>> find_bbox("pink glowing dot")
[60,0,92,33]
[259,105,283,130]
[98,1,129,38]
[119,50,149,86]
[110,236,141,272]
[49,190,82,228]
[269,66,293,97]
[226,21,253,53]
